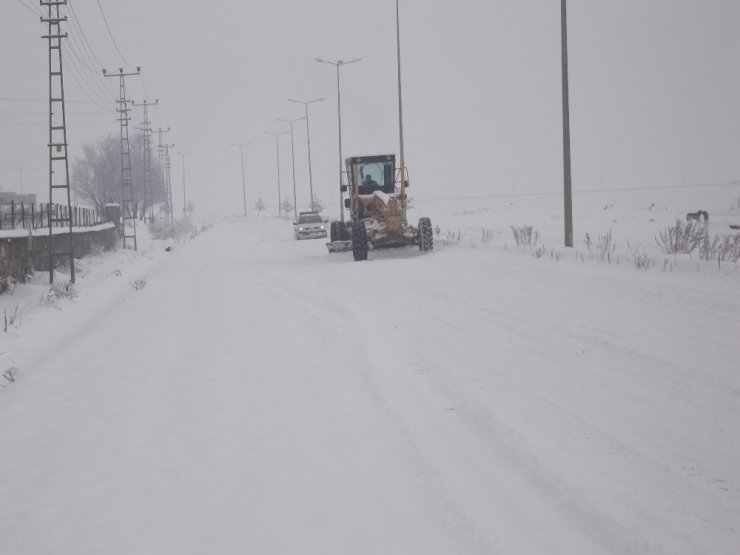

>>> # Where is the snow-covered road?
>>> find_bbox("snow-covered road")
[2,218,739,554]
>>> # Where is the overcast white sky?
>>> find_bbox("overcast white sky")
[1,0,739,217]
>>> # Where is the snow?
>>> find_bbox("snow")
[1,187,739,554]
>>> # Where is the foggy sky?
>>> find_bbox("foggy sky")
[2,0,739,217]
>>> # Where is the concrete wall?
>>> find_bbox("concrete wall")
[0,225,117,283]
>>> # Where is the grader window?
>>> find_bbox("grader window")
[357,161,396,195]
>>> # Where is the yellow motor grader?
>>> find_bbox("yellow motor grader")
[326,154,433,261]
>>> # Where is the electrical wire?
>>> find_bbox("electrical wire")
[1,97,115,105]
[63,46,116,112]
[0,153,46,170]
[95,0,132,69]
[67,0,118,98]
[15,0,44,18]
[64,40,117,108]
[66,41,118,104]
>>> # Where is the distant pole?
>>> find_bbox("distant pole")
[103,66,141,250]
[230,142,250,217]
[561,0,574,247]
[132,99,158,222]
[265,131,288,218]
[277,117,305,220]
[288,97,325,211]
[178,151,193,219]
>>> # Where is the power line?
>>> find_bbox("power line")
[64,40,116,106]
[63,51,116,112]
[0,153,46,170]
[15,0,43,17]
[67,1,106,69]
[1,96,113,105]
[96,0,132,68]
[67,0,118,98]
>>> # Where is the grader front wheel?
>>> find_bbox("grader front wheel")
[352,220,368,261]
[419,217,433,251]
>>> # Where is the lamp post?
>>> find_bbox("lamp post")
[561,0,573,247]
[288,97,324,211]
[315,56,361,223]
[177,151,193,219]
[395,0,407,222]
[230,142,251,217]
[265,130,289,218]
[276,116,306,221]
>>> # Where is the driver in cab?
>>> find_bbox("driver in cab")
[359,173,381,194]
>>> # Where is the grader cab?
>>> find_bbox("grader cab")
[326,154,433,261]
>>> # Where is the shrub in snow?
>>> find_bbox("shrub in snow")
[3,303,25,332]
[583,233,593,253]
[148,219,197,241]
[40,281,77,307]
[0,276,16,296]
[2,367,18,384]
[511,225,540,247]
[129,277,147,291]
[655,220,706,255]
[596,230,616,263]
[443,229,464,245]
[699,233,740,263]
[627,242,654,270]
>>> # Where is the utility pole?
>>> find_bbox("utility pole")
[178,151,193,219]
[561,0,574,247]
[133,99,157,222]
[277,117,305,220]
[156,127,172,221]
[41,0,75,284]
[103,66,141,250]
[265,130,288,218]
[230,142,251,217]
[288,98,324,211]
[162,142,175,222]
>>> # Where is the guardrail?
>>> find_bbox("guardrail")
[0,202,106,230]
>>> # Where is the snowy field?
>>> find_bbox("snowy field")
[1,186,739,554]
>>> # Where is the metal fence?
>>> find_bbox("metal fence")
[0,202,106,231]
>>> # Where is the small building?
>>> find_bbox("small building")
[0,192,37,206]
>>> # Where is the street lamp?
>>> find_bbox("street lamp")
[177,151,193,219]
[276,116,306,221]
[561,0,574,247]
[230,142,251,217]
[288,97,324,211]
[265,130,289,218]
[395,0,407,222]
[315,56,361,223]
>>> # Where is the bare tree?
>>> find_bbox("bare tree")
[311,194,324,213]
[280,196,293,219]
[71,133,164,214]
